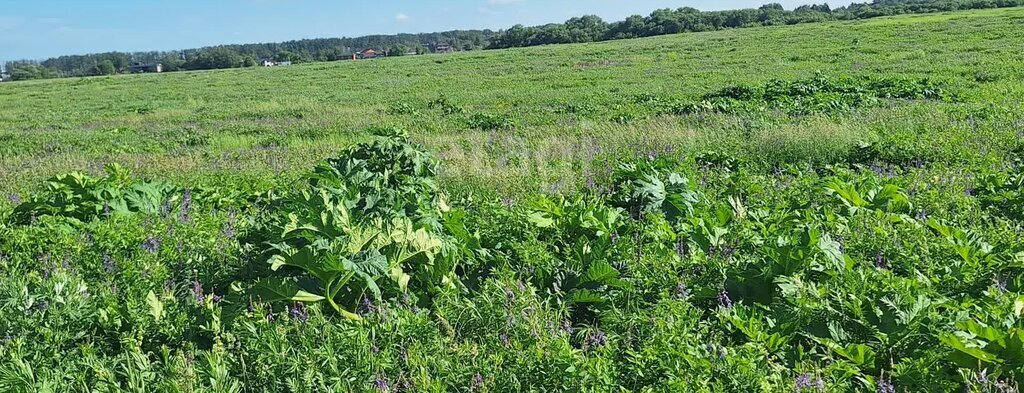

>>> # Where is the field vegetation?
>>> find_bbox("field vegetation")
[1,7,1023,392]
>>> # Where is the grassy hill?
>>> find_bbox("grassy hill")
[1,8,1023,392]
[1,8,1021,197]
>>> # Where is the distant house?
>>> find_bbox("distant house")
[358,48,379,59]
[0,72,10,82]
[260,58,276,67]
[277,61,292,66]
[126,63,163,73]
[435,43,454,53]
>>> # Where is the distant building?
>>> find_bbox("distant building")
[277,61,292,66]
[434,43,454,53]
[260,58,276,67]
[0,72,10,82]
[358,48,379,59]
[126,63,163,73]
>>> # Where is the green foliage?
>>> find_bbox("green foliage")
[609,160,701,221]
[3,8,1024,392]
[673,74,951,116]
[9,163,177,224]
[525,195,630,322]
[467,112,515,130]
[976,160,1024,220]
[255,127,465,319]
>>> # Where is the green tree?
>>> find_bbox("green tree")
[97,60,115,75]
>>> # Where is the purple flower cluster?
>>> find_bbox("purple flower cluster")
[874,251,888,269]
[360,295,377,316]
[585,329,608,348]
[561,320,574,335]
[290,302,309,323]
[876,375,895,393]
[675,282,692,299]
[192,280,205,303]
[471,373,484,391]
[179,188,193,222]
[795,373,825,391]
[675,239,688,259]
[7,193,21,205]
[142,236,161,254]
[222,209,238,238]
[102,253,116,274]
[373,376,390,392]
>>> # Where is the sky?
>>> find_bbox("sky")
[1,0,855,63]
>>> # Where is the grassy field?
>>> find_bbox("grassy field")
[1,7,1024,392]
[2,8,1021,198]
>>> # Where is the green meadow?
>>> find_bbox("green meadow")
[1,7,1023,392]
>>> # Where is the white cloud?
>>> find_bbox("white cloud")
[395,13,409,22]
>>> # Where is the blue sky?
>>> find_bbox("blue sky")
[1,0,853,62]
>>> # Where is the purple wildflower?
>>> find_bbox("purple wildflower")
[675,282,691,299]
[399,347,409,363]
[916,210,929,221]
[795,373,825,391]
[500,195,515,208]
[717,289,733,309]
[499,333,510,347]
[192,280,205,303]
[221,209,238,238]
[7,193,21,205]
[142,236,161,254]
[103,202,111,218]
[290,302,309,323]
[585,329,608,348]
[976,368,989,385]
[561,320,574,335]
[360,295,376,316]
[610,233,619,243]
[471,373,484,391]
[211,294,223,303]
[874,251,889,269]
[266,305,276,322]
[796,374,814,390]
[504,287,515,302]
[877,375,895,393]
[373,376,390,392]
[179,189,193,221]
[585,175,597,192]
[675,239,688,258]
[35,300,49,312]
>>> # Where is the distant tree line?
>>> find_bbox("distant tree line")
[487,0,1024,48]
[3,30,494,80]
[3,0,1022,81]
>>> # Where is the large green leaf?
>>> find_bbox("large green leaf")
[252,278,326,303]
